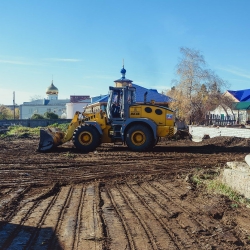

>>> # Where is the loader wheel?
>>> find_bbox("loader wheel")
[73,125,99,152]
[126,125,154,152]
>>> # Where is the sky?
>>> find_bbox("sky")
[0,0,250,105]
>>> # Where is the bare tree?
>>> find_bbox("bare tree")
[29,95,43,101]
[168,47,229,124]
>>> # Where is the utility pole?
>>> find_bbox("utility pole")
[13,91,15,119]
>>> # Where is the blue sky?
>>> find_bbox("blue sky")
[0,0,250,105]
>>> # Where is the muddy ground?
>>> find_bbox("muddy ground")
[0,135,250,249]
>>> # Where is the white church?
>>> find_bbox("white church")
[19,81,91,119]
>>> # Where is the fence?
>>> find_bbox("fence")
[0,119,71,128]
[204,118,237,126]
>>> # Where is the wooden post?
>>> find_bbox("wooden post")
[13,91,15,119]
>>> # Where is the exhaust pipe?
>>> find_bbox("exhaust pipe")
[144,91,148,104]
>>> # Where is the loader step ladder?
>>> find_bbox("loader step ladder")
[113,124,123,145]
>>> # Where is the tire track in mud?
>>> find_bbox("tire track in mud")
[0,185,58,249]
[36,186,76,249]
[0,186,31,221]
[149,181,213,234]
[75,184,104,250]
[49,185,82,250]
[0,185,80,250]
[104,187,134,250]
[5,191,60,249]
[0,150,242,188]
[108,186,153,250]
[117,183,179,250]
[155,180,243,247]
[0,165,178,188]
[0,199,46,249]
[72,186,86,250]
[155,180,218,231]
[0,188,14,209]
[127,182,197,249]
[147,182,210,229]
[0,180,247,249]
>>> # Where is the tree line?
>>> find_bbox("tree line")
[0,106,19,119]
[0,105,59,120]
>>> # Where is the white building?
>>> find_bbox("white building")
[66,96,91,119]
[207,89,250,125]
[19,81,92,119]
[20,81,70,119]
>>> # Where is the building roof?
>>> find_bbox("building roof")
[90,65,171,105]
[22,98,69,106]
[90,84,172,105]
[70,95,90,103]
[91,95,109,103]
[133,84,172,103]
[232,101,250,110]
[227,89,250,102]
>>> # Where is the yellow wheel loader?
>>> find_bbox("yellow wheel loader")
[38,85,175,152]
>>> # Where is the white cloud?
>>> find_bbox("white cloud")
[44,58,82,62]
[0,59,33,65]
[220,66,250,79]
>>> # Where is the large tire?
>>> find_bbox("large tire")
[125,124,154,152]
[73,125,99,152]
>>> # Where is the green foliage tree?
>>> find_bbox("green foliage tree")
[44,112,59,119]
[0,105,14,120]
[30,113,45,119]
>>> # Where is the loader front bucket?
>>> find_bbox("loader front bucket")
[38,128,65,152]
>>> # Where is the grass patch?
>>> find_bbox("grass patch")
[0,125,40,138]
[207,179,246,204]
[188,168,250,206]
[190,175,203,185]
[189,168,220,186]
[63,152,76,159]
[0,123,69,138]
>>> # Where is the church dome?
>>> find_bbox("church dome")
[46,81,58,95]
[120,67,126,74]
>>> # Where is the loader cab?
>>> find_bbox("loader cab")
[106,86,136,121]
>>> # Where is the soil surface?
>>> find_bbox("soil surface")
[1,136,250,249]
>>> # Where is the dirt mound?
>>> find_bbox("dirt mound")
[201,136,250,147]
[174,129,192,140]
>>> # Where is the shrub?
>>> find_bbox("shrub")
[44,112,59,119]
[31,114,44,119]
